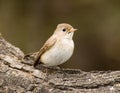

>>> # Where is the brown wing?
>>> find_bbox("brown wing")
[34,36,57,67]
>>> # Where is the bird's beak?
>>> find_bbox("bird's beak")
[74,29,77,31]
[71,28,77,32]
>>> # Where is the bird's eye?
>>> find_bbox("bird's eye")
[62,28,66,32]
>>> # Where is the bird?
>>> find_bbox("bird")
[34,23,77,67]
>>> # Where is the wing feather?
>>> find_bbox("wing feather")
[34,36,57,67]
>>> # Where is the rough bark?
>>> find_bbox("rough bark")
[0,34,120,93]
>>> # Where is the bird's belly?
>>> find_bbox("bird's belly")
[40,40,74,66]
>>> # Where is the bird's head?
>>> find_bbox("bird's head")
[54,23,77,39]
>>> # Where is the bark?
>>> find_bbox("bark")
[0,34,120,93]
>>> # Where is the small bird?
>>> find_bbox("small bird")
[34,23,77,67]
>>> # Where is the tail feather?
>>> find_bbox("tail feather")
[34,56,40,67]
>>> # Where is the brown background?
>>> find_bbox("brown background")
[1,0,120,71]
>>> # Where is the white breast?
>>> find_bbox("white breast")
[40,38,74,66]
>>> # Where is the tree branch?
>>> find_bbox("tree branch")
[0,35,120,93]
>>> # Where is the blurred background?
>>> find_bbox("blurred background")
[0,0,120,71]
